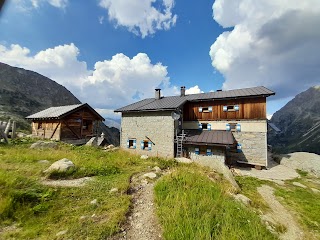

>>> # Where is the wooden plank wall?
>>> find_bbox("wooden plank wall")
[183,97,266,121]
[32,121,61,140]
[60,108,98,139]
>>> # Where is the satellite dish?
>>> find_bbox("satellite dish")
[171,110,180,120]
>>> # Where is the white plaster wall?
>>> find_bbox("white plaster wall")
[120,111,175,158]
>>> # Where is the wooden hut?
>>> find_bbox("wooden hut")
[26,103,105,141]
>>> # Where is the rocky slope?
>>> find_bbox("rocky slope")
[0,62,119,145]
[269,86,320,154]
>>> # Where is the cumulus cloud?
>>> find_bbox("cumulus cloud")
[185,85,203,95]
[210,0,320,99]
[0,43,174,118]
[98,0,177,38]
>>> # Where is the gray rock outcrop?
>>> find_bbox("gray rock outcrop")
[44,158,75,173]
[30,141,58,149]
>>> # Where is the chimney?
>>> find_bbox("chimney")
[155,88,161,100]
[180,86,186,96]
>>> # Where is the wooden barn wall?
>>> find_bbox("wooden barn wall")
[183,97,266,121]
[60,108,98,140]
[31,121,61,140]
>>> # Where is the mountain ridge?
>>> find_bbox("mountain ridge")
[0,62,119,145]
[269,86,320,154]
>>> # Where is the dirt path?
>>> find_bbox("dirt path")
[257,185,303,240]
[113,173,163,240]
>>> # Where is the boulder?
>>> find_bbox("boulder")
[86,137,98,146]
[105,144,115,149]
[30,141,58,149]
[44,158,75,173]
[233,194,252,206]
[90,199,98,205]
[153,166,161,173]
[143,172,157,179]
[110,188,118,193]
[141,155,149,159]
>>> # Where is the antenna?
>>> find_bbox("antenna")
[171,110,180,120]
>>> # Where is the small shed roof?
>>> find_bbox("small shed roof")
[183,130,235,146]
[114,86,275,112]
[26,103,105,121]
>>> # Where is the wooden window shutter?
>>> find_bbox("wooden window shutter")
[237,143,242,152]
[148,141,152,151]
[199,107,203,112]
[223,106,227,112]
[236,123,241,132]
[207,123,211,131]
[226,123,231,131]
[133,139,136,149]
[127,140,130,148]
[208,106,213,112]
[206,148,212,156]
[140,141,144,150]
[195,147,200,155]
[198,123,202,130]
[234,105,239,111]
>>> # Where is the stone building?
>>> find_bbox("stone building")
[115,86,275,167]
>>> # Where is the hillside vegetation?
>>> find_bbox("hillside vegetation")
[1,140,319,239]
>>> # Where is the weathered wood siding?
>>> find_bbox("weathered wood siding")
[60,109,96,140]
[31,107,101,140]
[31,121,61,140]
[183,97,266,121]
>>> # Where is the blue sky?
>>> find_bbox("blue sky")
[1,0,319,119]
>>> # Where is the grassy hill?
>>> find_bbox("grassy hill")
[1,141,319,239]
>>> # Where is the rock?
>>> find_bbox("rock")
[143,172,157,179]
[110,188,118,193]
[272,180,285,185]
[233,194,252,206]
[105,144,115,149]
[56,230,68,236]
[43,158,75,173]
[141,155,149,159]
[153,166,161,173]
[280,152,320,177]
[38,160,50,164]
[30,141,58,149]
[80,216,87,220]
[311,188,320,193]
[175,157,192,163]
[292,182,307,188]
[86,137,98,146]
[90,199,98,205]
[17,132,27,138]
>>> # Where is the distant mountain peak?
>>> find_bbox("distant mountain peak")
[269,86,320,154]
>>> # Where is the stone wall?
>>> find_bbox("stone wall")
[228,131,267,166]
[121,111,175,158]
[187,146,226,162]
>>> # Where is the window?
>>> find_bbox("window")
[199,106,213,113]
[127,139,136,149]
[141,140,152,150]
[223,105,239,112]
[38,122,42,129]
[199,123,212,130]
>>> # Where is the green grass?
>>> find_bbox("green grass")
[235,176,271,210]
[154,166,277,240]
[274,179,320,238]
[0,141,173,239]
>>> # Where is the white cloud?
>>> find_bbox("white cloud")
[98,0,177,38]
[98,16,104,24]
[0,43,175,118]
[185,85,203,95]
[12,0,68,10]
[210,0,320,100]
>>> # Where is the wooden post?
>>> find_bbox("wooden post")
[11,121,16,139]
[4,119,11,136]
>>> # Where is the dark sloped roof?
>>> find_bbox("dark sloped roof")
[26,103,105,121]
[114,86,275,112]
[183,130,235,146]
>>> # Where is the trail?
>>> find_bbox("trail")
[257,185,303,240]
